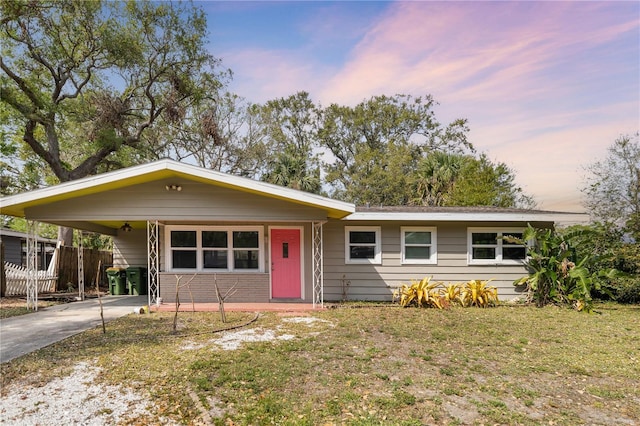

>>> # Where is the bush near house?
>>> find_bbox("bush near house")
[393,277,498,309]
[509,225,620,312]
[562,223,640,304]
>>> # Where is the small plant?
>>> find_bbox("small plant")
[441,283,463,306]
[393,276,444,308]
[460,279,498,308]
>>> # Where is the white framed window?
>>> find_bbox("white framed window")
[401,227,437,264]
[345,226,381,264]
[467,228,526,265]
[166,226,263,272]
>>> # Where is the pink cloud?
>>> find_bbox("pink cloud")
[319,1,637,106]
[218,1,638,212]
[222,48,330,103]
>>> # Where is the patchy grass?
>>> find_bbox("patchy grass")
[0,297,65,319]
[2,303,639,425]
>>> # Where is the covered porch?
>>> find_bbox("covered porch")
[0,160,355,310]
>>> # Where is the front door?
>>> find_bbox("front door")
[271,228,301,298]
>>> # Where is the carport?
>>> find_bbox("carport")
[0,160,354,310]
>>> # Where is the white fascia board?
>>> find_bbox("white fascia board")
[344,212,590,223]
[1,159,355,216]
[0,161,167,207]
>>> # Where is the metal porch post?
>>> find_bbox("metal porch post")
[312,221,325,308]
[77,229,84,300]
[26,220,38,310]
[147,220,159,307]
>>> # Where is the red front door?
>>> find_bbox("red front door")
[271,229,301,298]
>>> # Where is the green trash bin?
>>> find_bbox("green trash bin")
[106,268,127,295]
[126,267,147,296]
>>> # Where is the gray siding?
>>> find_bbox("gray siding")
[323,220,546,302]
[2,236,22,265]
[25,178,329,222]
[113,222,316,302]
[111,216,550,304]
[113,229,148,268]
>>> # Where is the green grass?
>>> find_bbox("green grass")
[2,303,639,425]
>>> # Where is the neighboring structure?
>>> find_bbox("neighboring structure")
[0,228,57,270]
[0,160,588,307]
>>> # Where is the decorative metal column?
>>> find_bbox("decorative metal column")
[26,220,38,311]
[77,229,84,300]
[147,220,159,306]
[312,222,324,308]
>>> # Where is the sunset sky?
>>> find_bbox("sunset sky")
[202,1,639,212]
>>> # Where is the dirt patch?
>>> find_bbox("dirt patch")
[0,361,176,425]
[213,328,295,350]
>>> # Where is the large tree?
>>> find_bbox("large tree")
[1,0,226,186]
[582,133,640,239]
[318,94,473,205]
[446,154,535,208]
[150,92,267,178]
[410,152,534,208]
[256,92,322,193]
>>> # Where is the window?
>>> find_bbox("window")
[401,227,437,264]
[202,231,227,269]
[233,231,259,270]
[167,227,263,271]
[171,231,197,269]
[345,226,381,264]
[467,228,526,265]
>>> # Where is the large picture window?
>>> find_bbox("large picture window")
[345,226,381,264]
[167,227,263,271]
[401,227,437,264]
[467,228,526,265]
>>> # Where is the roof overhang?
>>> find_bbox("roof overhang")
[0,228,59,243]
[0,160,355,221]
[344,211,590,224]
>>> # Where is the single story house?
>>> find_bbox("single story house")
[0,159,587,307]
[0,228,57,270]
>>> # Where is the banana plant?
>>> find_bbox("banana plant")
[512,224,619,311]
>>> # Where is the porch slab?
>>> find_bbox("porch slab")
[151,302,320,313]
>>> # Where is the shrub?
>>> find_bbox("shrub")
[393,276,444,309]
[441,283,463,306]
[460,279,498,308]
[394,278,499,308]
[615,278,640,304]
[511,225,618,312]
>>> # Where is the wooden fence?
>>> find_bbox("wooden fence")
[2,246,112,296]
[3,262,58,296]
[58,246,113,291]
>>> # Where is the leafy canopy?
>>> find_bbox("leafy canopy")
[582,133,640,239]
[1,0,227,187]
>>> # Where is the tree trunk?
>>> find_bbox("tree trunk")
[58,226,73,246]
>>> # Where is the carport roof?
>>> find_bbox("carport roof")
[0,159,355,220]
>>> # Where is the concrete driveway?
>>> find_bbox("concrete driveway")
[0,295,147,363]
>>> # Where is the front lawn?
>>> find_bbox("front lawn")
[1,303,639,425]
[0,296,65,319]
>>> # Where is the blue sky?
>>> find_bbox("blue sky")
[200,1,639,212]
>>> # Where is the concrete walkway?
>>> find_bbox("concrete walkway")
[0,295,147,364]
